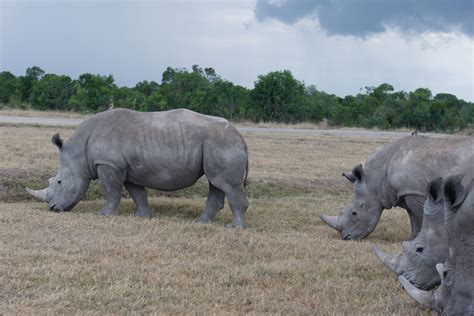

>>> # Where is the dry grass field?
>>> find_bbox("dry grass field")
[0,123,430,315]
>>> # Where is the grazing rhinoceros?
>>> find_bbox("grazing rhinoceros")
[26,108,249,228]
[399,172,474,315]
[320,135,474,240]
[373,178,448,290]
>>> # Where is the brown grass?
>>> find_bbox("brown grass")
[0,124,429,314]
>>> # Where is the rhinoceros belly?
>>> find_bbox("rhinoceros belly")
[124,144,204,191]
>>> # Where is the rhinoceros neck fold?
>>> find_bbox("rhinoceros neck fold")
[364,149,398,209]
[62,121,97,180]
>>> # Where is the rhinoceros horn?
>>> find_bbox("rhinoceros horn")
[26,187,48,202]
[372,245,399,274]
[320,214,341,231]
[399,275,436,310]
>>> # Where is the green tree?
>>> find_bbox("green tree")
[142,92,169,112]
[401,88,433,130]
[113,87,145,110]
[206,80,250,120]
[305,85,330,123]
[250,70,308,123]
[26,66,45,81]
[161,67,176,84]
[204,67,220,83]
[68,74,116,112]
[30,74,74,110]
[159,65,210,111]
[15,66,46,102]
[134,80,159,96]
[0,71,18,104]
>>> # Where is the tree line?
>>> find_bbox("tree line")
[1,65,472,132]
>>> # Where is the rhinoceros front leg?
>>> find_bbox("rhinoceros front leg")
[124,181,154,218]
[198,183,225,223]
[97,165,125,216]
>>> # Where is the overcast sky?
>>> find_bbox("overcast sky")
[1,0,473,101]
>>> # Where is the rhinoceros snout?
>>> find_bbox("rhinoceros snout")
[342,233,352,240]
[49,204,62,213]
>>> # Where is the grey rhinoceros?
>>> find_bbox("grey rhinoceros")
[373,178,448,290]
[399,172,474,315]
[320,135,474,240]
[27,108,250,228]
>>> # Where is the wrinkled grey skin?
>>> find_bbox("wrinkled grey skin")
[320,135,474,240]
[400,172,474,315]
[27,108,249,227]
[373,178,448,290]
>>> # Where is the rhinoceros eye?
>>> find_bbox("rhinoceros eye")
[352,211,358,216]
[416,247,424,254]
[57,180,62,184]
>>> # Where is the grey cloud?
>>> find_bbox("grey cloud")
[255,0,474,37]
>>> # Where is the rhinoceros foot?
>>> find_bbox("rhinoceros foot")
[226,222,246,229]
[98,208,118,216]
[134,207,154,219]
[196,216,212,224]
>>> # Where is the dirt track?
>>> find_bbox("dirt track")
[0,114,445,138]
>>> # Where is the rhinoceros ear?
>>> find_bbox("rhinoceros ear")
[443,175,467,209]
[51,133,63,151]
[342,171,356,183]
[427,177,443,202]
[352,164,364,181]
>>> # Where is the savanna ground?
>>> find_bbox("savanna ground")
[0,120,431,315]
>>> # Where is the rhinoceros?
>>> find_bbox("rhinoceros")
[373,178,448,290]
[399,172,474,315]
[26,108,249,228]
[320,135,474,240]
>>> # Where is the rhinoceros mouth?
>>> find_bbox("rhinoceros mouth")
[342,233,352,240]
[341,229,371,240]
[49,204,62,212]
[342,233,366,240]
[401,273,441,291]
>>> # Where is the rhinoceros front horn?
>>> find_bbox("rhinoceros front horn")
[372,245,399,274]
[26,187,48,202]
[320,214,341,231]
[398,275,437,311]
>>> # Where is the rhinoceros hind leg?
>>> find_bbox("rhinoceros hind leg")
[225,185,249,229]
[97,165,125,216]
[125,181,154,218]
[198,183,225,223]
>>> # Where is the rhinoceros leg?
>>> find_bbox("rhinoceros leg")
[97,165,125,216]
[125,181,154,218]
[225,185,249,229]
[404,195,425,240]
[198,183,225,223]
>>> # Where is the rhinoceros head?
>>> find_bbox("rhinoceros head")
[399,175,474,314]
[26,133,90,212]
[320,164,384,240]
[373,178,448,290]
